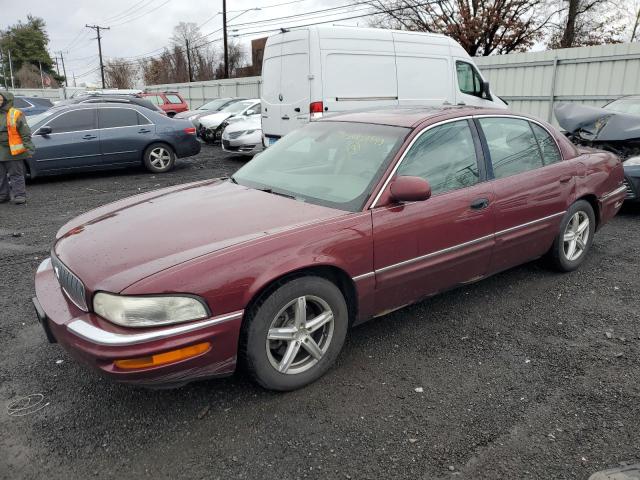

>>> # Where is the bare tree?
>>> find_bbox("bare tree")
[365,0,558,56]
[214,41,247,78]
[15,63,42,88]
[104,59,138,89]
[551,0,625,48]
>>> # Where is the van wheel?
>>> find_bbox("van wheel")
[549,200,596,272]
[143,143,175,173]
[242,276,348,391]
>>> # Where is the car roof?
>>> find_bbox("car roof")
[319,106,533,128]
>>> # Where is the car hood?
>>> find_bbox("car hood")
[174,109,206,119]
[225,115,261,133]
[53,179,346,294]
[199,112,233,128]
[555,102,640,142]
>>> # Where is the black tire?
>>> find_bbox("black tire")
[143,143,176,173]
[242,276,349,391]
[549,200,596,272]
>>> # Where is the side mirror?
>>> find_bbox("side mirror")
[245,109,255,116]
[481,81,493,101]
[38,125,52,135]
[390,176,431,203]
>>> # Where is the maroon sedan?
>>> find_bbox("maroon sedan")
[33,107,626,391]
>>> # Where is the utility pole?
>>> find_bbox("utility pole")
[38,61,45,88]
[57,51,68,87]
[7,49,15,89]
[85,24,110,88]
[53,56,61,76]
[186,39,193,82]
[223,0,229,79]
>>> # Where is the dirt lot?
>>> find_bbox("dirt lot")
[1,145,639,480]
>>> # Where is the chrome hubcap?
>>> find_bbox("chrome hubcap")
[150,147,171,169]
[266,295,334,375]
[563,211,590,261]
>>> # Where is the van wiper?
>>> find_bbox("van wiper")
[257,188,297,200]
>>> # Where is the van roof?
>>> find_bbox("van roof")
[319,106,516,128]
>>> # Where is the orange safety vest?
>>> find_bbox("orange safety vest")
[7,107,27,156]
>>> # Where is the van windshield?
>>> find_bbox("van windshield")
[232,121,409,211]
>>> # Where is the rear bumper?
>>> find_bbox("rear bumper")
[174,136,201,158]
[34,258,242,388]
[598,184,626,225]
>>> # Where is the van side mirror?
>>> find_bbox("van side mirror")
[390,176,431,203]
[38,125,52,135]
[481,81,493,101]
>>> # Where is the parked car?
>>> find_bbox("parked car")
[221,113,263,156]
[141,91,189,117]
[174,97,247,124]
[33,107,625,391]
[14,96,53,116]
[555,98,640,202]
[261,26,507,146]
[56,93,167,116]
[25,103,200,178]
[198,99,261,143]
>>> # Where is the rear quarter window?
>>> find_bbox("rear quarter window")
[165,94,183,104]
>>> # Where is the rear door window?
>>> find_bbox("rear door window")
[165,94,182,104]
[48,109,96,133]
[98,108,139,128]
[478,117,544,179]
[530,123,562,165]
[396,120,480,195]
[146,95,163,105]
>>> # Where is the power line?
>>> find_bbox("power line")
[109,0,173,27]
[98,0,155,24]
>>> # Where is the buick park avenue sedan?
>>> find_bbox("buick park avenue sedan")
[33,107,626,391]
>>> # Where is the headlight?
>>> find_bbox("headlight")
[624,156,640,166]
[93,292,209,328]
[245,130,256,135]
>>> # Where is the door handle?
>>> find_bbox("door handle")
[138,128,151,133]
[457,102,466,106]
[470,198,490,210]
[281,115,290,120]
[294,107,301,112]
[82,134,97,140]
[559,175,572,183]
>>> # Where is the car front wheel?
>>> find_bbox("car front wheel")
[549,199,596,272]
[242,276,349,391]
[143,143,176,173]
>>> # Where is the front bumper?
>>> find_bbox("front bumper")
[623,165,640,201]
[33,258,243,388]
[221,137,262,156]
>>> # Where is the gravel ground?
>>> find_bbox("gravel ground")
[1,145,639,480]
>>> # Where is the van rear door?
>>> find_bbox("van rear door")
[261,30,310,143]
[261,39,282,144]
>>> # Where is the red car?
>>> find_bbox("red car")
[33,107,626,391]
[141,91,189,117]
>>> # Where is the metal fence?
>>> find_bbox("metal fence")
[7,42,640,124]
[4,87,88,101]
[474,42,640,125]
[144,77,262,108]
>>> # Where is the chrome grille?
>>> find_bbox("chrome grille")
[51,254,88,311]
[624,178,635,199]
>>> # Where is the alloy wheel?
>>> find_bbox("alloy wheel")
[563,211,590,261]
[149,147,171,169]
[266,295,335,375]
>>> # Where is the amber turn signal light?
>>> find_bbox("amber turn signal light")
[114,342,211,370]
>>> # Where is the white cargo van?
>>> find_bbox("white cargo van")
[261,26,506,145]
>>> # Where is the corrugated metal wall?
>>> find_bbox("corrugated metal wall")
[475,42,640,125]
[8,42,640,123]
[144,77,262,108]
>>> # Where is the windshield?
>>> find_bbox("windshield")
[26,107,63,128]
[198,99,230,111]
[222,100,255,114]
[233,121,409,211]
[603,98,640,115]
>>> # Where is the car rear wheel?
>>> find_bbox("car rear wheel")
[143,143,175,173]
[242,276,349,391]
[549,200,596,272]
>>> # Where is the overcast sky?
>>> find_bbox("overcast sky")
[2,0,363,85]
